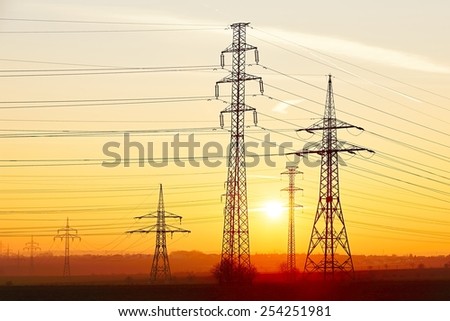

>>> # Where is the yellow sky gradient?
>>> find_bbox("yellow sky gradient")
[0,1,448,258]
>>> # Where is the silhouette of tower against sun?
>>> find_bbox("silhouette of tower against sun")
[292,75,373,280]
[214,22,264,283]
[281,165,302,278]
[127,184,190,283]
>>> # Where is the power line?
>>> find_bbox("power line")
[0,17,224,27]
[343,166,449,204]
[262,84,449,150]
[0,64,221,73]
[0,96,218,110]
[258,112,449,178]
[242,128,450,206]
[257,126,450,193]
[335,76,450,125]
[0,66,220,78]
[250,97,449,170]
[0,118,219,124]
[261,65,449,137]
[252,28,450,108]
[0,58,119,68]
[0,92,223,104]
[0,27,223,34]
[0,125,221,138]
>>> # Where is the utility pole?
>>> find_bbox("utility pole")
[281,165,302,278]
[215,22,264,283]
[24,236,40,275]
[292,75,373,280]
[127,184,190,283]
[54,218,80,277]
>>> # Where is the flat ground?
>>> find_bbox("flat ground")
[0,269,449,300]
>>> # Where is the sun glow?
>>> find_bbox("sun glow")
[263,201,284,219]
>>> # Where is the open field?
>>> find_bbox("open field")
[0,269,449,301]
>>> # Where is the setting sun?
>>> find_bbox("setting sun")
[263,201,284,219]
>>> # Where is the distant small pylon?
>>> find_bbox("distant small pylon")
[54,218,80,277]
[23,235,40,275]
[127,184,190,283]
[281,165,302,279]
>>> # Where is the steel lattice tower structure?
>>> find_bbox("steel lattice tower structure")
[281,165,302,276]
[215,22,264,282]
[54,218,80,277]
[23,235,40,274]
[127,184,190,283]
[293,75,372,279]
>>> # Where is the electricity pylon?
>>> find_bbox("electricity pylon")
[281,165,302,278]
[292,75,373,280]
[214,22,264,283]
[23,235,40,275]
[127,184,190,283]
[54,218,80,277]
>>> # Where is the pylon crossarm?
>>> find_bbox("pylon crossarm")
[216,73,261,85]
[134,211,185,221]
[220,104,257,116]
[297,119,364,133]
[339,142,375,154]
[289,147,372,156]
[281,187,302,192]
[127,225,157,234]
[57,227,78,234]
[164,211,183,220]
[222,43,257,54]
[134,212,158,219]
[127,225,189,234]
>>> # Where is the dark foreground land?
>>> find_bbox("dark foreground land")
[0,280,449,300]
[0,269,449,300]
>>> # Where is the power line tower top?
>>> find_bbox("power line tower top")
[54,217,80,277]
[291,75,373,280]
[127,184,190,283]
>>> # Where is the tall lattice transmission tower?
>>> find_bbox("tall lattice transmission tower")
[281,165,302,277]
[54,218,80,277]
[293,75,372,279]
[23,235,40,274]
[127,184,190,283]
[214,22,264,283]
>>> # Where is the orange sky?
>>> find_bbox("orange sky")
[0,1,448,258]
